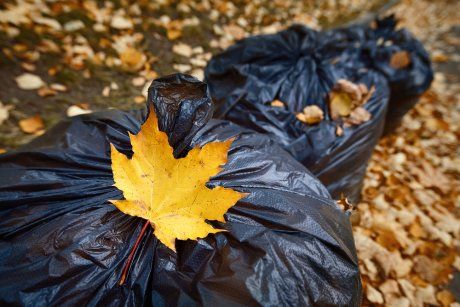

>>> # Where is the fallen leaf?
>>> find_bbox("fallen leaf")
[19,114,44,134]
[366,285,384,304]
[270,99,284,107]
[0,103,13,126]
[50,83,67,92]
[378,279,400,303]
[413,255,451,284]
[63,20,85,32]
[329,92,353,119]
[110,110,245,251]
[301,105,324,124]
[119,48,146,72]
[134,96,145,104]
[166,20,183,40]
[336,79,363,101]
[190,69,204,80]
[390,51,411,69]
[173,64,192,73]
[172,43,193,57]
[132,77,146,87]
[415,285,438,305]
[410,160,451,194]
[336,125,343,136]
[110,16,133,30]
[15,73,45,90]
[37,87,57,97]
[345,107,372,126]
[66,105,92,117]
[33,17,62,31]
[432,53,449,63]
[436,290,455,307]
[224,24,245,40]
[21,62,36,72]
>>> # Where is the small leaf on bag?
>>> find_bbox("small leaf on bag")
[301,105,324,124]
[329,92,353,119]
[390,51,411,69]
[270,99,284,107]
[345,107,372,126]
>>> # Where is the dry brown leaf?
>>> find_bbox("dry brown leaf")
[409,220,427,239]
[19,115,44,134]
[110,16,133,30]
[415,285,438,305]
[120,48,146,72]
[345,107,372,126]
[301,105,324,124]
[436,290,455,307]
[15,73,45,90]
[390,51,411,69]
[432,53,449,63]
[66,105,92,117]
[21,62,36,72]
[134,95,145,104]
[366,284,384,304]
[378,279,400,303]
[172,43,193,57]
[329,92,353,119]
[296,113,308,123]
[166,20,183,40]
[37,87,57,97]
[50,83,67,92]
[410,160,451,194]
[336,79,363,101]
[361,85,376,105]
[413,255,451,285]
[270,99,284,107]
[224,24,245,40]
[336,125,343,136]
[0,103,13,126]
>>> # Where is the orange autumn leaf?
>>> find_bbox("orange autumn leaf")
[19,114,44,134]
[110,110,245,252]
[390,50,411,69]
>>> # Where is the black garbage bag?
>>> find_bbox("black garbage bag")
[0,74,361,306]
[205,25,390,202]
[319,15,433,133]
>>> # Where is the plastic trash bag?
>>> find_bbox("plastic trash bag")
[205,25,390,202]
[319,15,433,133]
[0,74,361,306]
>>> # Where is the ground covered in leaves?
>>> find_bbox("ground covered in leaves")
[0,0,459,306]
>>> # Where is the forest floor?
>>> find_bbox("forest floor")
[0,0,458,306]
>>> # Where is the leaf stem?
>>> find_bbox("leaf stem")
[119,220,151,286]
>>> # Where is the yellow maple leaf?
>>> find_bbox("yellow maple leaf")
[110,110,244,252]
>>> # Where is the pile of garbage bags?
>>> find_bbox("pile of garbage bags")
[205,15,433,202]
[0,15,434,306]
[0,75,361,306]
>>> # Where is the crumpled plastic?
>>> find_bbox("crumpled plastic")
[0,74,361,306]
[205,16,432,202]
